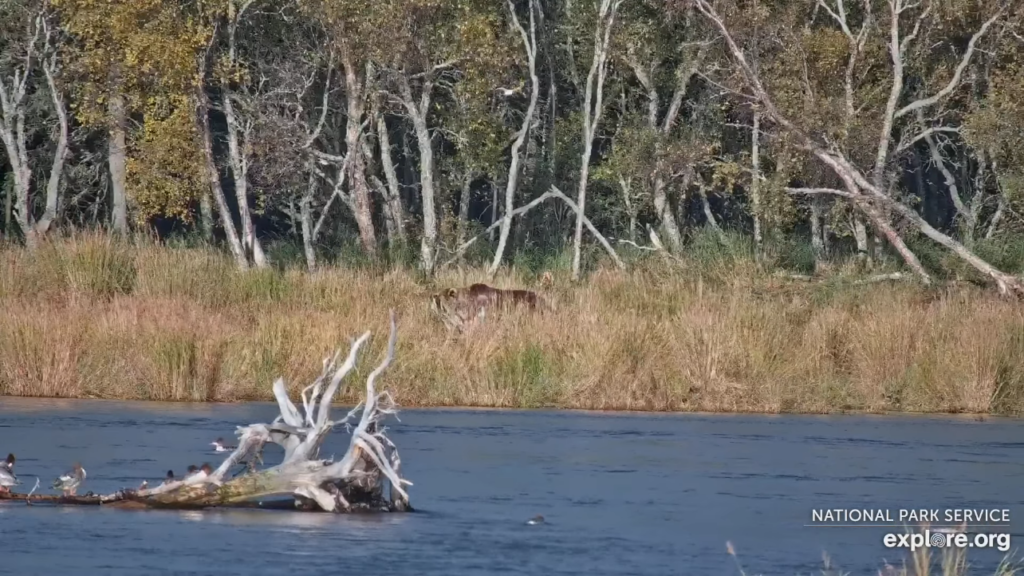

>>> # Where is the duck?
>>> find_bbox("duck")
[211,438,237,452]
[161,470,175,485]
[52,463,86,496]
[0,453,18,493]
[526,514,545,525]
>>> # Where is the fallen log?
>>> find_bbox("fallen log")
[0,311,413,513]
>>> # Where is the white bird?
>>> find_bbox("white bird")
[52,463,86,496]
[0,453,18,493]
[211,438,237,452]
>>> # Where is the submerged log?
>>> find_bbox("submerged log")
[0,311,413,513]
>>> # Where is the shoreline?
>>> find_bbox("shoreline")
[3,237,1024,417]
[0,394,1014,421]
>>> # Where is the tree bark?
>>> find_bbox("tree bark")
[340,50,377,256]
[197,88,247,269]
[374,109,406,243]
[457,171,473,249]
[398,75,438,275]
[222,90,269,268]
[810,197,825,271]
[750,111,762,253]
[108,91,129,233]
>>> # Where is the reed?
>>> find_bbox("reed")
[1,232,1022,414]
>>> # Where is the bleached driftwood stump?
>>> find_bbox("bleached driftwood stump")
[0,311,412,513]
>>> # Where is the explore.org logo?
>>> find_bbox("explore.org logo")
[806,508,1013,554]
[883,529,1012,553]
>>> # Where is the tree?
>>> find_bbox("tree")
[691,0,1024,295]
[0,0,68,248]
[570,0,623,280]
[488,0,541,276]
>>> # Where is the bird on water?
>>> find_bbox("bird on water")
[211,438,237,452]
[0,453,18,493]
[52,463,86,496]
[526,515,545,525]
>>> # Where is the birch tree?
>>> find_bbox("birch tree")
[571,0,623,280]
[0,2,68,248]
[691,0,1024,295]
[488,0,541,275]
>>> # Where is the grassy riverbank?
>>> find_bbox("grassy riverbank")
[1,233,1023,414]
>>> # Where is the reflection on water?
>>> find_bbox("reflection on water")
[0,397,1021,576]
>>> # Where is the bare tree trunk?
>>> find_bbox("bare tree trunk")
[199,193,214,241]
[968,149,987,243]
[3,178,11,237]
[457,171,472,249]
[750,111,762,253]
[619,176,636,242]
[197,90,247,268]
[108,91,129,233]
[26,45,69,248]
[810,198,825,271]
[489,179,499,242]
[398,76,438,275]
[0,20,65,250]
[489,0,540,276]
[853,218,870,264]
[222,91,269,268]
[571,0,622,280]
[374,109,406,243]
[698,180,722,238]
[0,14,41,248]
[219,3,268,268]
[299,171,318,271]
[651,177,682,251]
[341,50,377,256]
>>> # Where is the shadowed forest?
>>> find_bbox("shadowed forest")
[2,0,1024,412]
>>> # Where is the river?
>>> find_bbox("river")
[0,398,1021,575]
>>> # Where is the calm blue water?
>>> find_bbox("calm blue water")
[0,398,1021,575]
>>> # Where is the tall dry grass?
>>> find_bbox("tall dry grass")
[1,232,1023,413]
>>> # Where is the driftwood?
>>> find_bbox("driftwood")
[0,311,412,513]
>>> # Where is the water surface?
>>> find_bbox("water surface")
[0,398,1022,575]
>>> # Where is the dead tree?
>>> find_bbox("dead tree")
[1,312,412,513]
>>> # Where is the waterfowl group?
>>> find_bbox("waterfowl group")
[52,463,87,496]
[2,434,240,498]
[0,453,18,493]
